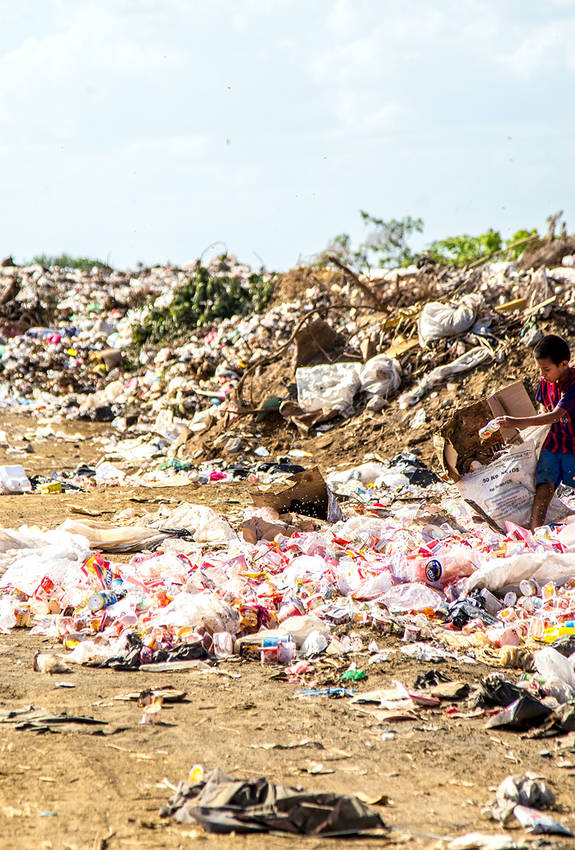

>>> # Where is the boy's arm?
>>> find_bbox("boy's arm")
[494,409,564,430]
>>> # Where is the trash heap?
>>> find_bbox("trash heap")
[0,249,574,435]
[1,471,575,692]
[2,251,575,729]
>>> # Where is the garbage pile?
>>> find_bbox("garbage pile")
[0,251,574,447]
[1,470,575,692]
[4,248,575,843]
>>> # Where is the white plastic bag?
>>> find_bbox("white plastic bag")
[278,614,330,647]
[398,346,492,407]
[152,591,240,635]
[0,528,90,592]
[150,503,238,545]
[467,551,575,593]
[296,362,361,415]
[95,461,126,484]
[380,582,444,612]
[534,646,575,701]
[359,354,401,398]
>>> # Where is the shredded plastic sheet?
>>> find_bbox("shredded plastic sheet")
[161,767,386,835]
[398,346,493,408]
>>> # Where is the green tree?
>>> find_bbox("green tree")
[357,211,424,268]
[318,212,424,269]
[504,229,539,259]
[426,228,503,267]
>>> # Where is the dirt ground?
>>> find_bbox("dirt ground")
[1,415,575,850]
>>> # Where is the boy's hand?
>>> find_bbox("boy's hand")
[493,415,513,429]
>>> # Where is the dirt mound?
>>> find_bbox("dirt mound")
[519,234,575,270]
[269,266,343,306]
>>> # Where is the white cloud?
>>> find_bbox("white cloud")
[327,0,360,38]
[0,4,187,139]
[504,19,575,78]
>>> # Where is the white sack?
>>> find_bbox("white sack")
[549,267,575,285]
[418,294,483,346]
[457,426,572,531]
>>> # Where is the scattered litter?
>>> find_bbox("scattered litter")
[160,767,387,836]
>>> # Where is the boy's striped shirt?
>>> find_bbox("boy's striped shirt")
[536,368,575,453]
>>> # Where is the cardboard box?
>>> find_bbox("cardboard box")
[435,381,536,481]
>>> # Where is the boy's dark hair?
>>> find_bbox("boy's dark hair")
[533,334,570,365]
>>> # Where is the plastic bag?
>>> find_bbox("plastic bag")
[278,615,330,648]
[327,463,388,489]
[379,582,444,612]
[150,503,238,545]
[418,295,483,346]
[296,363,361,415]
[0,529,90,594]
[534,646,575,695]
[398,346,492,408]
[151,591,240,635]
[359,355,401,398]
[351,571,393,600]
[301,630,329,656]
[467,551,575,593]
[95,461,126,484]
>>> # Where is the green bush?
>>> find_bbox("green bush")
[132,263,274,346]
[505,229,539,259]
[33,253,111,271]
[426,228,503,267]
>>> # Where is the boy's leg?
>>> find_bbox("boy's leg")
[531,450,559,531]
[530,482,555,531]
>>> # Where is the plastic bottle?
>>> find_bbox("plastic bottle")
[478,419,500,441]
[88,589,126,613]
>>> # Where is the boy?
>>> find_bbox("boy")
[494,334,575,531]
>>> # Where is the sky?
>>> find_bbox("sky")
[1,0,574,270]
